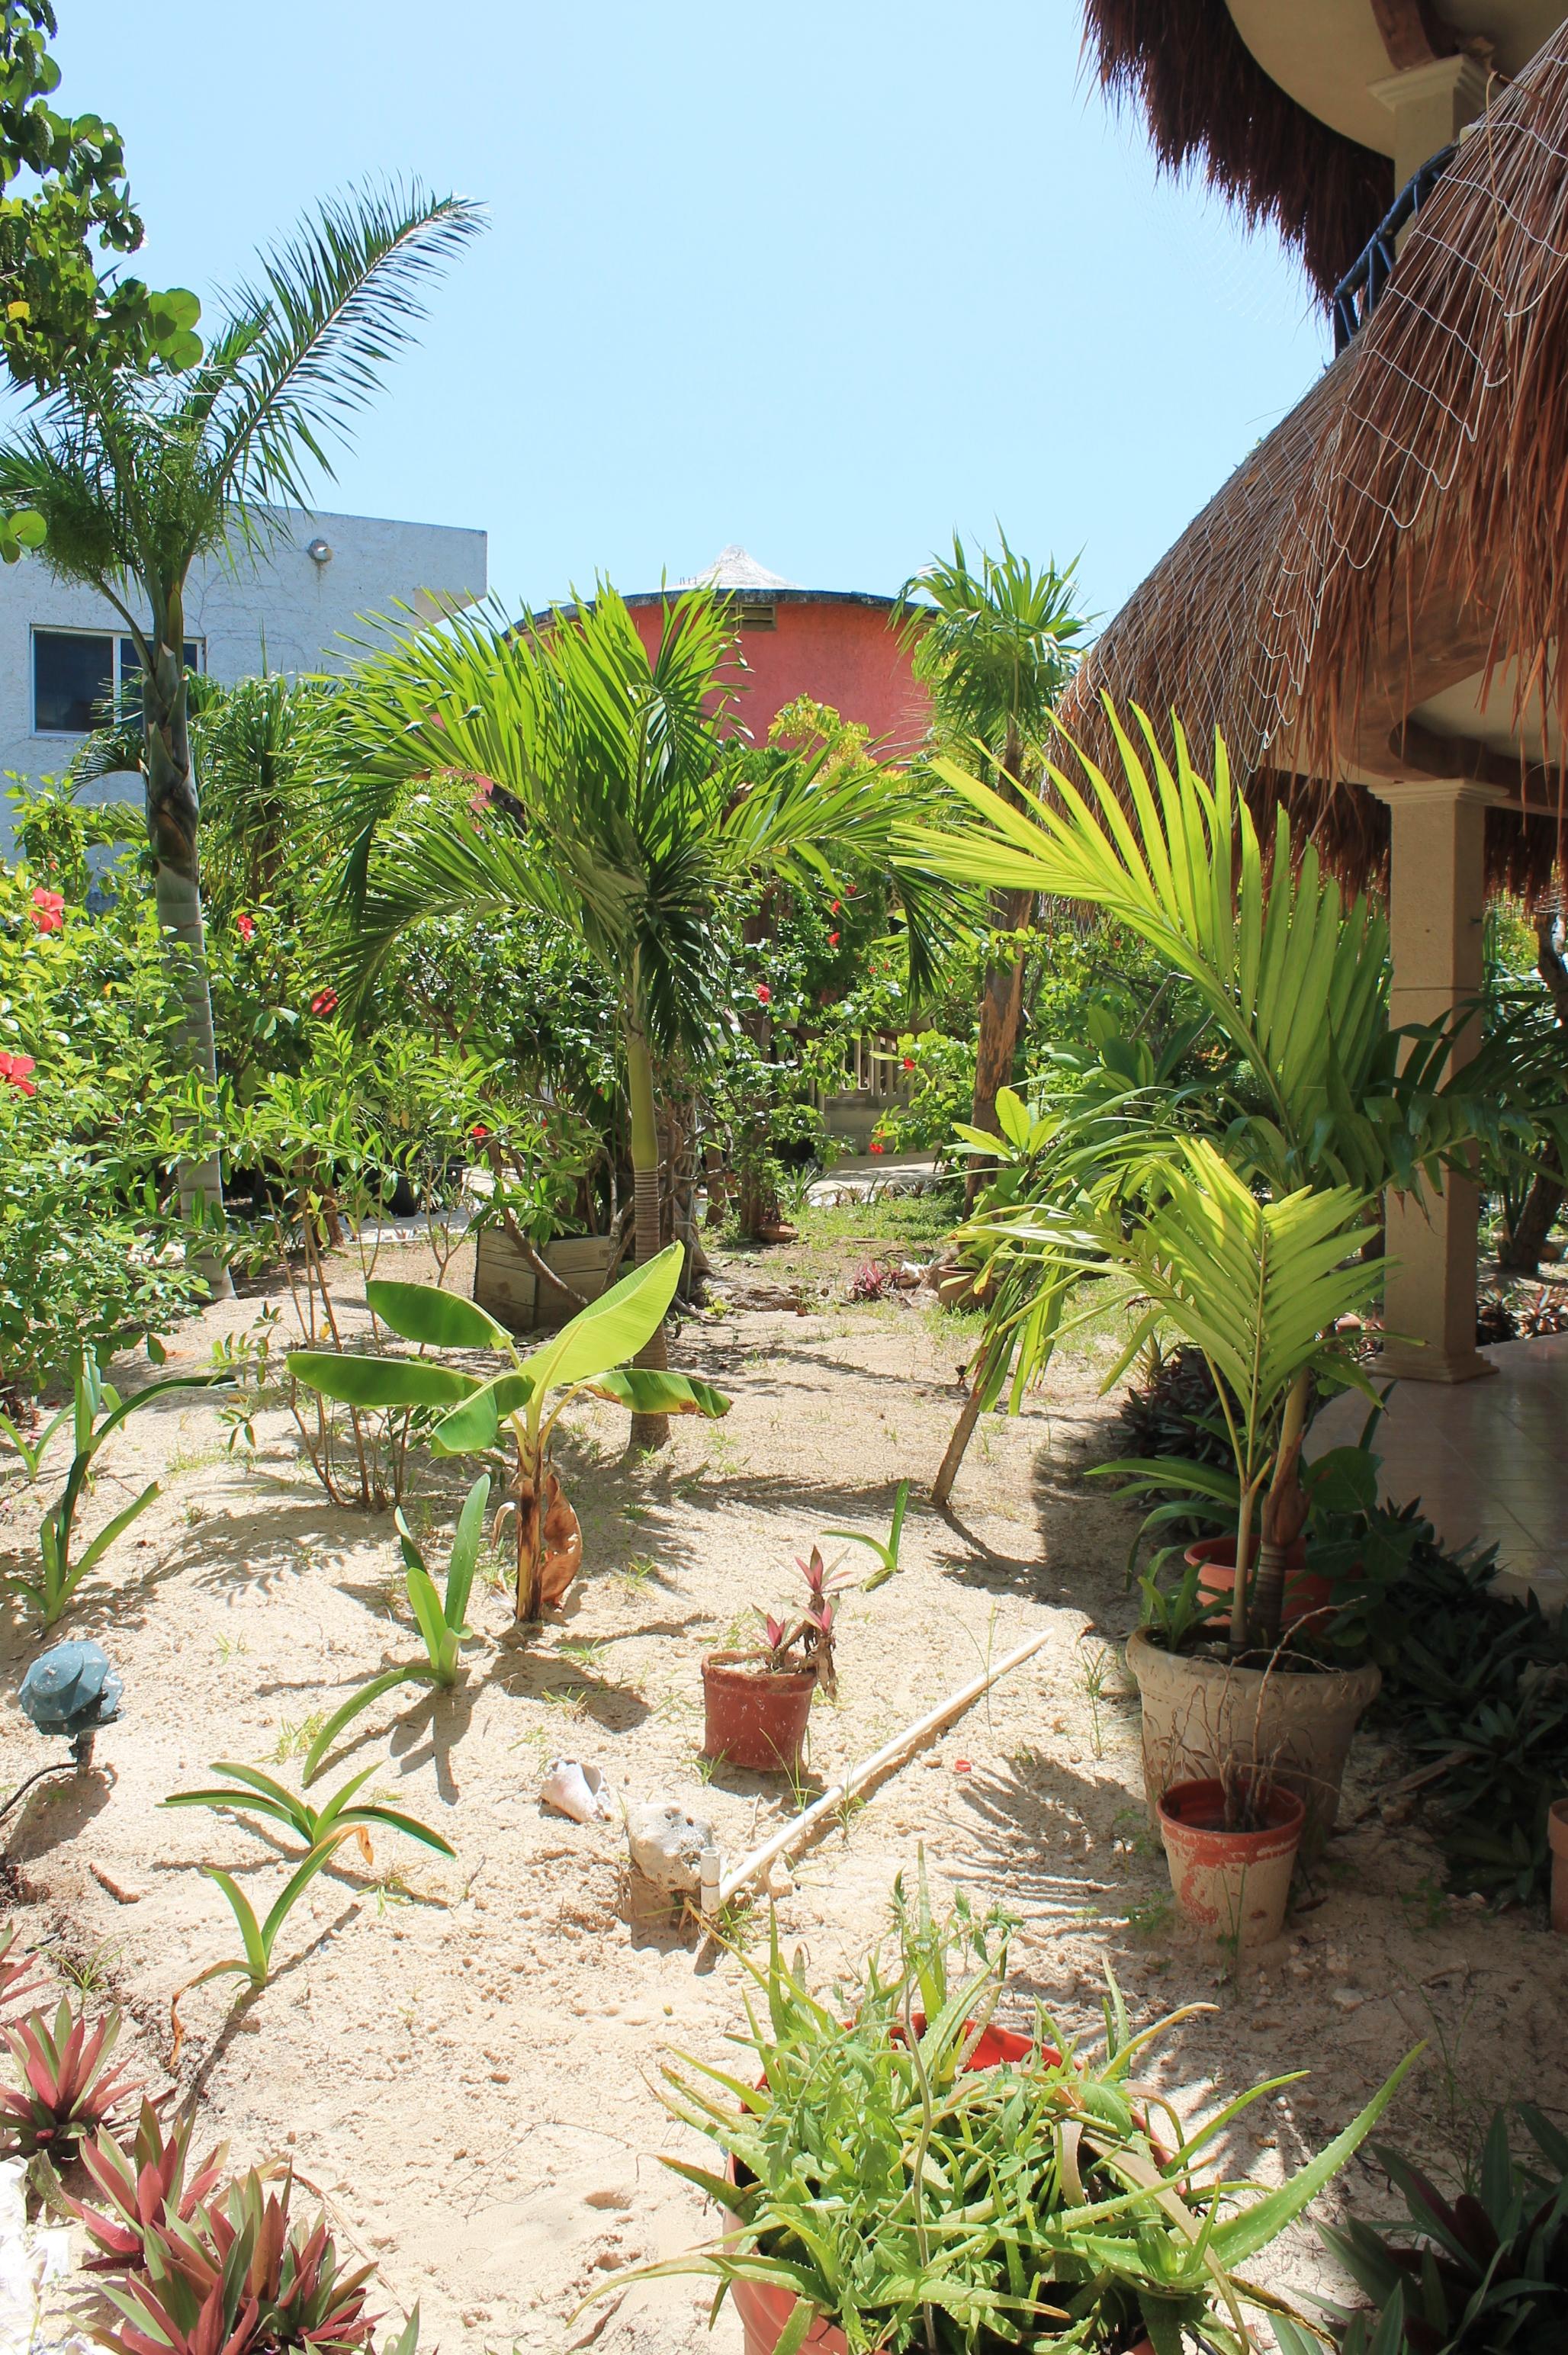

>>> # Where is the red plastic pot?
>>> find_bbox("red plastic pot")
[1184,1535,1332,1631]
[1158,1775,1306,1949]
[702,1653,816,1772]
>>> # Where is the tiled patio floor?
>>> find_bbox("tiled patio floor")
[1312,1332,1568,1612]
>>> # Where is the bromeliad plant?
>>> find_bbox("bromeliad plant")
[583,1881,1419,2355]
[298,1476,488,1783]
[59,2098,229,2269]
[0,1995,137,2158]
[750,1546,856,1697]
[289,1242,729,1621]
[7,1349,232,1625]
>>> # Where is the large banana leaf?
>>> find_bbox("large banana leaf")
[516,1243,686,1396]
[287,1353,483,1409]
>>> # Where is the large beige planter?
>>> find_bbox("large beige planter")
[472,1229,619,1333]
[1126,1627,1380,1862]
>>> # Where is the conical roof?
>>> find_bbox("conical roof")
[679,545,800,592]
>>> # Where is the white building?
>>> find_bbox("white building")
[0,504,487,850]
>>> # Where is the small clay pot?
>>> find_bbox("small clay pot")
[1184,1535,1332,1631]
[1158,1775,1306,1948]
[1548,1798,1568,1935]
[702,1653,815,1772]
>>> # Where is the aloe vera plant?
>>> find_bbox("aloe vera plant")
[297,1475,488,1785]
[5,1351,232,1625]
[583,1882,1420,2355]
[161,1760,455,1862]
[290,1242,728,1620]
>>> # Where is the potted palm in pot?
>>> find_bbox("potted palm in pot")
[580,1871,1418,2355]
[1110,1143,1388,1860]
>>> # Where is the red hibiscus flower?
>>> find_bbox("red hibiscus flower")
[845,883,857,896]
[0,1052,37,1095]
[236,913,255,942]
[869,1137,885,1155]
[827,931,840,947]
[902,1055,916,1070]
[29,888,64,934]
[755,983,771,1004]
[310,987,339,1017]
[471,1123,490,1139]
[831,899,841,914]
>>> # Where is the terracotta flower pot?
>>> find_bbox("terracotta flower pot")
[1549,1798,1568,1935]
[723,2021,1155,2355]
[1158,1775,1306,1948]
[1126,1627,1380,1862]
[1183,1535,1332,1631]
[702,1653,816,1772]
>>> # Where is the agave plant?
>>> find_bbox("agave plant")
[100,2167,410,2355]
[0,1996,137,2157]
[289,1242,728,1621]
[63,2098,229,2269]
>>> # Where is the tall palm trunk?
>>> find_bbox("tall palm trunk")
[966,723,1034,1206]
[625,975,670,1451]
[143,605,232,1300]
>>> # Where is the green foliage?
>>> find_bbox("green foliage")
[170,1835,354,2058]
[290,1244,729,1618]
[823,1480,910,1590]
[0,857,213,1393]
[0,3,201,396]
[299,1475,490,1782]
[7,1348,230,1624]
[161,1759,455,1859]
[1277,2105,1568,2355]
[584,1879,1416,2355]
[898,532,1091,767]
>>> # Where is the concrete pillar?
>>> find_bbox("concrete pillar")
[1365,776,1509,1383]
[1369,54,1489,190]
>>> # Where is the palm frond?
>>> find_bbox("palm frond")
[204,181,484,514]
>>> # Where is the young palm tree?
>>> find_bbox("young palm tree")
[898,532,1091,1200]
[333,583,946,1445]
[0,182,482,1284]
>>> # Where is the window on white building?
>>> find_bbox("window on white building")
[32,629,204,734]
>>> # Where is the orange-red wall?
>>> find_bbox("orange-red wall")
[627,596,930,760]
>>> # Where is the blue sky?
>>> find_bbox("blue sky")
[52,0,1330,630]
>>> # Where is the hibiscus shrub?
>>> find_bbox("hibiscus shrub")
[0,858,206,1400]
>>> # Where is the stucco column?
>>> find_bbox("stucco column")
[1369,54,1489,189]
[1365,775,1508,1383]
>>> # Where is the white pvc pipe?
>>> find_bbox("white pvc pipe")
[711,1627,1054,1912]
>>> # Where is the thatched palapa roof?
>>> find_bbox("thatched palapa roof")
[1081,0,1393,302]
[1062,19,1568,896]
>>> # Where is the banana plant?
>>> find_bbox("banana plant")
[160,1760,455,1862]
[297,1476,489,1784]
[6,1351,233,1626]
[288,1243,728,1620]
[169,1836,352,2064]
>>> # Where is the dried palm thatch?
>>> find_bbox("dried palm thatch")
[1063,21,1568,898]
[1081,0,1393,302]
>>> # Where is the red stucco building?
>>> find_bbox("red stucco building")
[623,545,931,760]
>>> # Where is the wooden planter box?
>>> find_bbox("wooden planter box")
[472,1229,619,1333]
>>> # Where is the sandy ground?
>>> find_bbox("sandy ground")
[2,1230,1566,2355]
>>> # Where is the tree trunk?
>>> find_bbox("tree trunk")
[966,723,1035,1206]
[625,998,670,1450]
[1499,1154,1564,1273]
[143,600,231,1300]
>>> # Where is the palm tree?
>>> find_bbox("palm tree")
[333,583,946,1445]
[898,532,1091,1200]
[0,182,483,1284]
